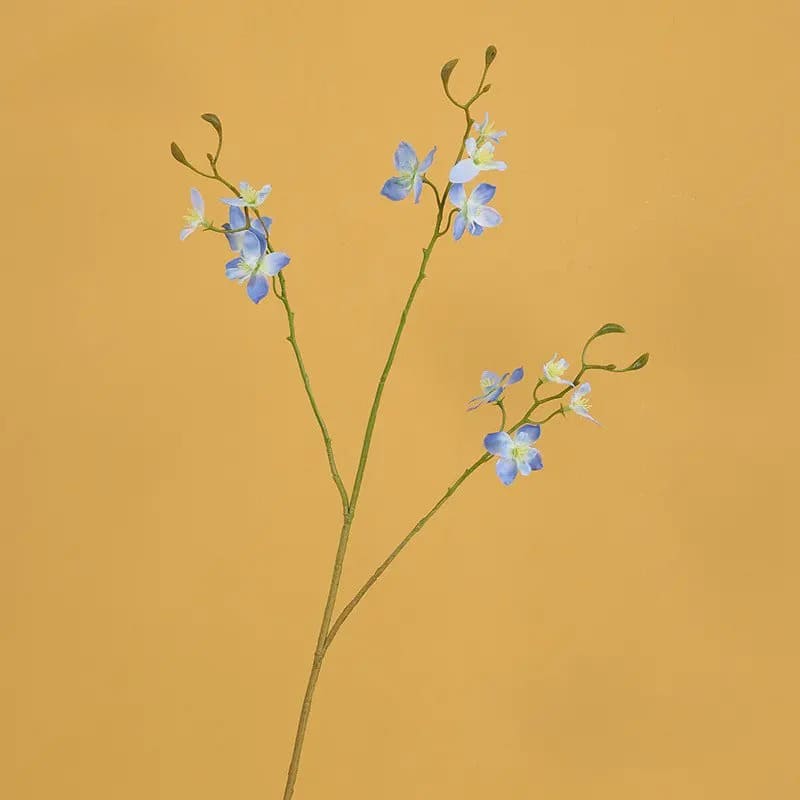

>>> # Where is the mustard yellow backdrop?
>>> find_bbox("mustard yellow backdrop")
[3,1,796,798]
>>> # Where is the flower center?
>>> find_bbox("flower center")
[474,144,494,165]
[510,443,530,460]
[546,362,566,379]
[240,185,259,205]
[184,209,203,226]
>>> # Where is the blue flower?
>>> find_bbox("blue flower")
[225,230,290,304]
[472,112,507,146]
[381,142,437,203]
[542,354,575,387]
[467,367,524,410]
[222,206,272,253]
[568,382,600,425]
[180,188,206,240]
[449,183,503,240]
[448,137,507,184]
[484,425,543,486]
[221,181,272,209]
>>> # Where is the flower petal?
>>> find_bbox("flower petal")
[228,206,246,229]
[246,273,269,303]
[225,258,248,280]
[381,177,410,201]
[241,230,264,262]
[256,185,272,204]
[418,146,437,173]
[464,137,477,157]
[526,449,544,471]
[449,159,480,184]
[508,367,524,384]
[474,206,502,228]
[484,431,513,458]
[179,226,194,241]
[448,183,466,207]
[413,175,423,204]
[263,251,290,276]
[190,188,204,215]
[252,215,272,237]
[496,458,518,486]
[515,424,541,445]
[394,141,417,172]
[221,197,247,207]
[471,183,496,204]
[452,214,467,241]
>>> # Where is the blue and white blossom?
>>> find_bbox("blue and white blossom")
[381,142,437,203]
[568,382,600,425]
[225,230,290,304]
[180,188,206,240]
[467,367,523,410]
[472,112,506,146]
[542,354,574,386]
[221,181,272,209]
[449,182,502,240]
[448,138,507,184]
[484,425,543,486]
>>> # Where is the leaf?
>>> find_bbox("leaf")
[618,353,650,372]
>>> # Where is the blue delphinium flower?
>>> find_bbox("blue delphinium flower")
[381,142,437,203]
[222,206,272,253]
[180,188,206,240]
[448,138,507,184]
[449,183,502,240]
[568,382,600,425]
[225,230,290,304]
[484,425,543,486]
[221,181,272,209]
[467,367,524,410]
[472,112,507,146]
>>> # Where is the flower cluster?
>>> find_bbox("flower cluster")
[179,183,290,305]
[472,352,608,485]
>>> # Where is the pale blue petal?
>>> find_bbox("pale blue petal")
[413,175,423,204]
[484,386,503,402]
[179,226,194,241]
[471,183,496,204]
[468,222,484,236]
[419,146,437,172]
[255,185,272,205]
[449,159,480,184]
[394,141,417,172]
[481,370,501,384]
[241,230,264,262]
[247,274,269,303]
[515,424,541,445]
[228,206,246,229]
[190,188,204,215]
[221,197,247,207]
[496,458,518,486]
[574,407,601,425]
[484,431,513,458]
[508,367,524,384]
[526,449,544,471]
[517,456,533,477]
[474,207,502,228]
[449,183,466,207]
[381,178,410,201]
[464,137,477,157]
[253,215,272,236]
[574,382,592,398]
[453,214,467,241]
[486,160,507,171]
[263,251,290,276]
[225,258,248,280]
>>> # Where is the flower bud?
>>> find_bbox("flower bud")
[170,141,189,166]
[200,113,222,136]
[617,353,650,372]
[592,322,626,337]
[441,58,459,91]
[484,45,497,68]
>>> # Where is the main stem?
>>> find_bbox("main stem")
[280,206,445,800]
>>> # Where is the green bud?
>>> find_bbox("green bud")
[481,84,492,94]
[484,45,497,68]
[593,322,626,337]
[170,141,189,166]
[441,58,459,90]
[200,113,222,136]
[618,353,650,372]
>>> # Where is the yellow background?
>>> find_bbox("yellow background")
[3,1,797,798]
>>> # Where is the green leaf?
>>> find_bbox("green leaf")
[593,322,626,338]
[440,58,459,90]
[170,141,189,166]
[618,353,650,372]
[200,113,222,135]
[484,45,498,68]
